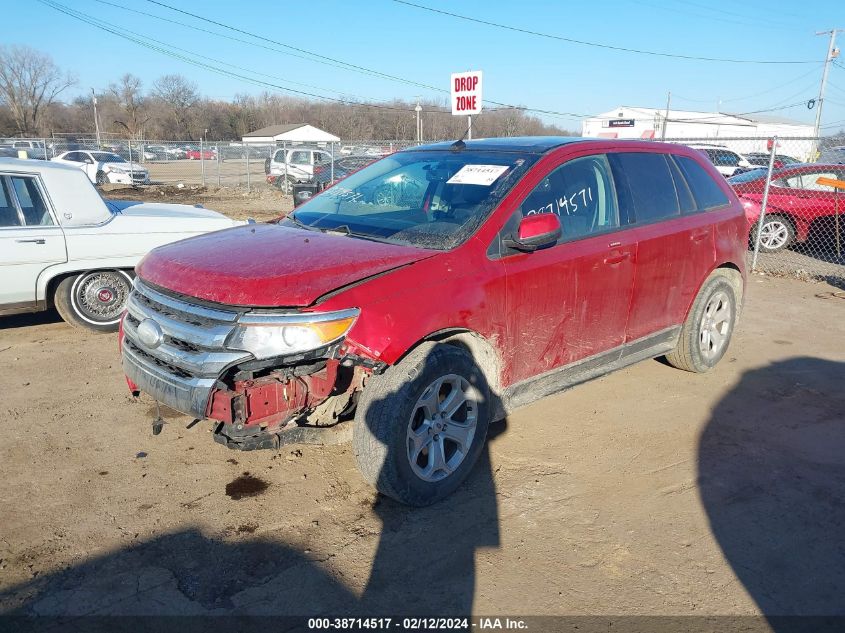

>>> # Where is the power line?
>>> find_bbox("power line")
[43,0,586,126]
[392,0,818,64]
[38,0,448,115]
[139,0,587,119]
[672,64,823,105]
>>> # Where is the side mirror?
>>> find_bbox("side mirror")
[503,213,562,252]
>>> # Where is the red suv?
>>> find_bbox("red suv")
[121,138,746,505]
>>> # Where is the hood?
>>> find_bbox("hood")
[136,223,435,307]
[106,200,242,232]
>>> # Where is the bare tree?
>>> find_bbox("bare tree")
[109,73,147,138]
[151,74,199,138]
[0,45,74,136]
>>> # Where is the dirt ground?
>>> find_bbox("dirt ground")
[0,274,844,624]
[101,183,294,222]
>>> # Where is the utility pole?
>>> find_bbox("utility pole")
[415,101,422,143]
[813,28,842,157]
[92,88,101,149]
[661,91,671,141]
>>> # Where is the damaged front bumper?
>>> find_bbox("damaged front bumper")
[121,278,384,450]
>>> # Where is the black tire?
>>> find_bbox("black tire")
[53,270,133,333]
[95,170,107,185]
[750,214,795,253]
[352,343,491,506]
[665,272,738,373]
[264,157,271,175]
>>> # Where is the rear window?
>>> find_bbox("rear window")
[609,152,680,224]
[676,156,731,210]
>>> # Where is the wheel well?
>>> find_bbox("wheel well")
[399,328,502,402]
[44,268,135,309]
[713,263,744,318]
[760,210,796,230]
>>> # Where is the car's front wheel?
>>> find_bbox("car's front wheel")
[353,343,491,506]
[54,270,133,332]
[95,170,107,185]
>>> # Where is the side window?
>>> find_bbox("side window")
[290,151,310,165]
[517,154,619,242]
[667,157,696,213]
[315,152,331,165]
[675,156,730,211]
[801,172,840,191]
[273,149,285,162]
[609,152,680,224]
[778,174,804,188]
[11,176,53,226]
[0,177,22,227]
[64,152,80,162]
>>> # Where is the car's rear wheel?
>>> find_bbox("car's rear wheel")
[95,170,107,185]
[353,343,490,506]
[751,214,794,253]
[665,271,737,373]
[54,270,133,332]
[264,158,271,175]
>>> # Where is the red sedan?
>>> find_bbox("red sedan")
[185,148,216,160]
[729,164,845,252]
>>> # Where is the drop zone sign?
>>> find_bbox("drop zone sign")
[451,71,483,116]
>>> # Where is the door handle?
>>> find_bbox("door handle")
[16,238,46,245]
[603,252,631,265]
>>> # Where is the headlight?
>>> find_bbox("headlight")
[226,308,359,360]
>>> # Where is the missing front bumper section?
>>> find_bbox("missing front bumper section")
[213,420,353,451]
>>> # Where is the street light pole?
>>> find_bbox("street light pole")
[92,88,101,149]
[415,102,422,144]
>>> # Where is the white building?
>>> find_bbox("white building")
[582,106,815,159]
[241,123,340,146]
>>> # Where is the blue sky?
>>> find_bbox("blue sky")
[10,0,845,132]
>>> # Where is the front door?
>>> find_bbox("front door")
[0,174,67,310]
[499,153,635,385]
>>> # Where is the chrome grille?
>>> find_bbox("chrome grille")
[122,279,250,417]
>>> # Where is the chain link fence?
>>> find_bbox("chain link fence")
[661,136,845,286]
[1,136,419,191]
[4,133,844,284]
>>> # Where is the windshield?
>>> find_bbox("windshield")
[287,149,537,249]
[91,152,125,163]
[728,168,767,184]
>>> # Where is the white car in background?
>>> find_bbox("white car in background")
[687,144,755,178]
[0,158,243,331]
[51,150,150,186]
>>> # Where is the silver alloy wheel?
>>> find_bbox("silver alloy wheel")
[759,219,790,250]
[699,290,732,360]
[70,270,132,325]
[406,373,478,483]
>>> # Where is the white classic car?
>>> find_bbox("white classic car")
[51,150,150,185]
[0,158,242,331]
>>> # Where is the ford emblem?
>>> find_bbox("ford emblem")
[137,318,164,349]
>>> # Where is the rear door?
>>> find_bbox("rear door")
[499,152,636,383]
[610,151,716,343]
[0,174,67,309]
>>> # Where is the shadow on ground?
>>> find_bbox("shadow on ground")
[0,309,63,330]
[0,346,504,626]
[699,356,845,628]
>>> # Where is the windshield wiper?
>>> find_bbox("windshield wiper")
[285,213,319,231]
[324,224,392,243]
